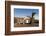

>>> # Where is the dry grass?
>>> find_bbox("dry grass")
[14,23,39,27]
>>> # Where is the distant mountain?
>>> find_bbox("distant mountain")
[14,16,32,18]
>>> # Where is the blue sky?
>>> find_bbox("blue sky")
[14,8,39,18]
